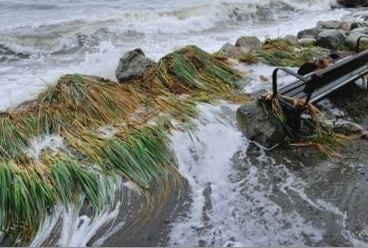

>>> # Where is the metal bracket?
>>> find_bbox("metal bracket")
[272,67,308,96]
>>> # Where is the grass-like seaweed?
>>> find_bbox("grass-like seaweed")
[0,45,246,244]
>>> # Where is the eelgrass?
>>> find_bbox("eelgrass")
[250,38,328,67]
[345,91,368,122]
[265,95,348,158]
[0,153,106,243]
[0,45,246,244]
[157,46,244,93]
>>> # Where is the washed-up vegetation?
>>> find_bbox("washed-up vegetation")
[345,91,368,122]
[241,38,328,67]
[264,95,349,159]
[0,46,246,244]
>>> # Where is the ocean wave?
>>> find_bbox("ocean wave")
[0,44,30,62]
[0,0,336,55]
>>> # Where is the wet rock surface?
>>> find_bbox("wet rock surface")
[235,36,262,52]
[236,102,286,148]
[217,42,235,58]
[316,29,346,49]
[337,0,368,7]
[297,28,322,39]
[317,20,342,30]
[346,32,368,49]
[115,48,156,83]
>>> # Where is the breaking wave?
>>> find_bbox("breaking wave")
[0,0,337,56]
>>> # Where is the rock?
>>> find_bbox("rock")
[351,22,366,30]
[350,27,368,35]
[337,0,368,7]
[360,131,368,140]
[297,28,322,39]
[217,42,235,58]
[283,35,297,44]
[346,32,368,50]
[233,47,252,60]
[236,102,286,148]
[297,37,317,46]
[317,20,341,29]
[316,30,346,49]
[115,48,156,83]
[340,21,352,32]
[235,36,262,53]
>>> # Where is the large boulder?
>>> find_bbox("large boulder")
[235,36,262,53]
[236,102,286,148]
[350,27,368,35]
[350,22,366,31]
[217,42,235,58]
[115,48,156,83]
[316,30,346,49]
[346,32,368,50]
[317,20,341,29]
[339,21,352,32]
[297,28,322,39]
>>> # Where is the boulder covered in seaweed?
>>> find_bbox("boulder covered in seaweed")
[157,45,244,93]
[115,48,156,83]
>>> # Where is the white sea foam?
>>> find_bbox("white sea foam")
[169,103,325,246]
[26,134,64,159]
[30,176,125,247]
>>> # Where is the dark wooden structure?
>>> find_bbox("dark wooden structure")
[267,35,368,131]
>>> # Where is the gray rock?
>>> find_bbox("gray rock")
[351,22,366,30]
[115,48,156,83]
[236,102,286,148]
[235,36,262,53]
[283,35,297,44]
[346,32,368,50]
[340,21,352,32]
[217,42,235,58]
[297,28,322,39]
[350,27,368,35]
[316,30,346,49]
[233,46,252,59]
[337,0,368,7]
[317,20,341,29]
[297,37,317,46]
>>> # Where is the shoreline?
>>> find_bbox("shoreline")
[2,3,368,246]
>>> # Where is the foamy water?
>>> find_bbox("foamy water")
[168,103,367,246]
[169,104,322,246]
[0,0,347,110]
